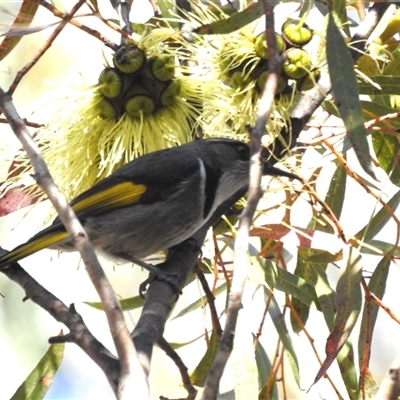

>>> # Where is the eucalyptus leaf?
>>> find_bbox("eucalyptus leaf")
[327,14,376,180]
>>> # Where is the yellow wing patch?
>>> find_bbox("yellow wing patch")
[72,182,147,215]
[0,230,69,267]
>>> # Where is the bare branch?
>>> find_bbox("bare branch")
[0,256,120,392]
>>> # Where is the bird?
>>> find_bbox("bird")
[0,138,298,277]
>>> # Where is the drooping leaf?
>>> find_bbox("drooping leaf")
[87,0,99,12]
[337,341,358,399]
[355,190,400,242]
[290,258,315,333]
[314,265,336,329]
[358,76,400,95]
[313,265,357,395]
[11,338,64,400]
[359,240,400,256]
[359,368,378,399]
[371,131,400,187]
[172,283,227,320]
[267,292,300,387]
[231,311,258,400]
[324,161,347,222]
[86,295,144,311]
[255,339,279,400]
[0,22,60,37]
[0,0,40,62]
[250,224,343,254]
[87,273,198,312]
[194,2,263,35]
[384,55,400,76]
[358,256,391,368]
[255,258,320,310]
[190,330,219,387]
[313,247,362,386]
[327,13,376,179]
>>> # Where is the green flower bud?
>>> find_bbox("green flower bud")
[160,80,181,106]
[150,55,176,82]
[98,68,124,99]
[282,19,313,47]
[124,84,155,117]
[113,44,146,75]
[282,48,311,80]
[97,96,121,119]
[254,32,285,60]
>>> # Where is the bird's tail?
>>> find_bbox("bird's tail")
[0,229,69,268]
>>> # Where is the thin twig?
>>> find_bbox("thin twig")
[39,0,121,50]
[8,1,86,95]
[193,263,223,338]
[0,256,120,391]
[157,336,198,400]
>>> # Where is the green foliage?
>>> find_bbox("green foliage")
[11,340,64,400]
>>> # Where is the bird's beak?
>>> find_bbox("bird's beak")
[262,162,301,181]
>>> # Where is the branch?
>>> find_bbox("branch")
[0,255,120,391]
[8,1,86,95]
[0,87,145,399]
[132,236,204,371]
[130,188,248,389]
[201,1,282,397]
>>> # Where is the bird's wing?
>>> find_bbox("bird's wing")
[71,180,147,217]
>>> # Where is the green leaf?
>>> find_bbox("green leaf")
[11,339,64,400]
[313,266,357,396]
[359,240,400,256]
[87,0,98,12]
[267,293,300,387]
[255,258,320,310]
[361,101,400,129]
[384,56,400,76]
[255,340,279,399]
[87,273,199,312]
[355,190,400,242]
[172,283,227,320]
[358,76,400,95]
[314,265,336,330]
[358,257,390,368]
[327,13,376,179]
[372,131,400,186]
[232,312,258,400]
[0,0,40,62]
[156,1,179,29]
[190,330,219,387]
[50,0,66,13]
[312,247,362,386]
[359,369,378,399]
[290,258,315,333]
[337,341,358,398]
[86,295,144,311]
[194,2,263,35]
[331,0,350,36]
[325,161,347,221]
